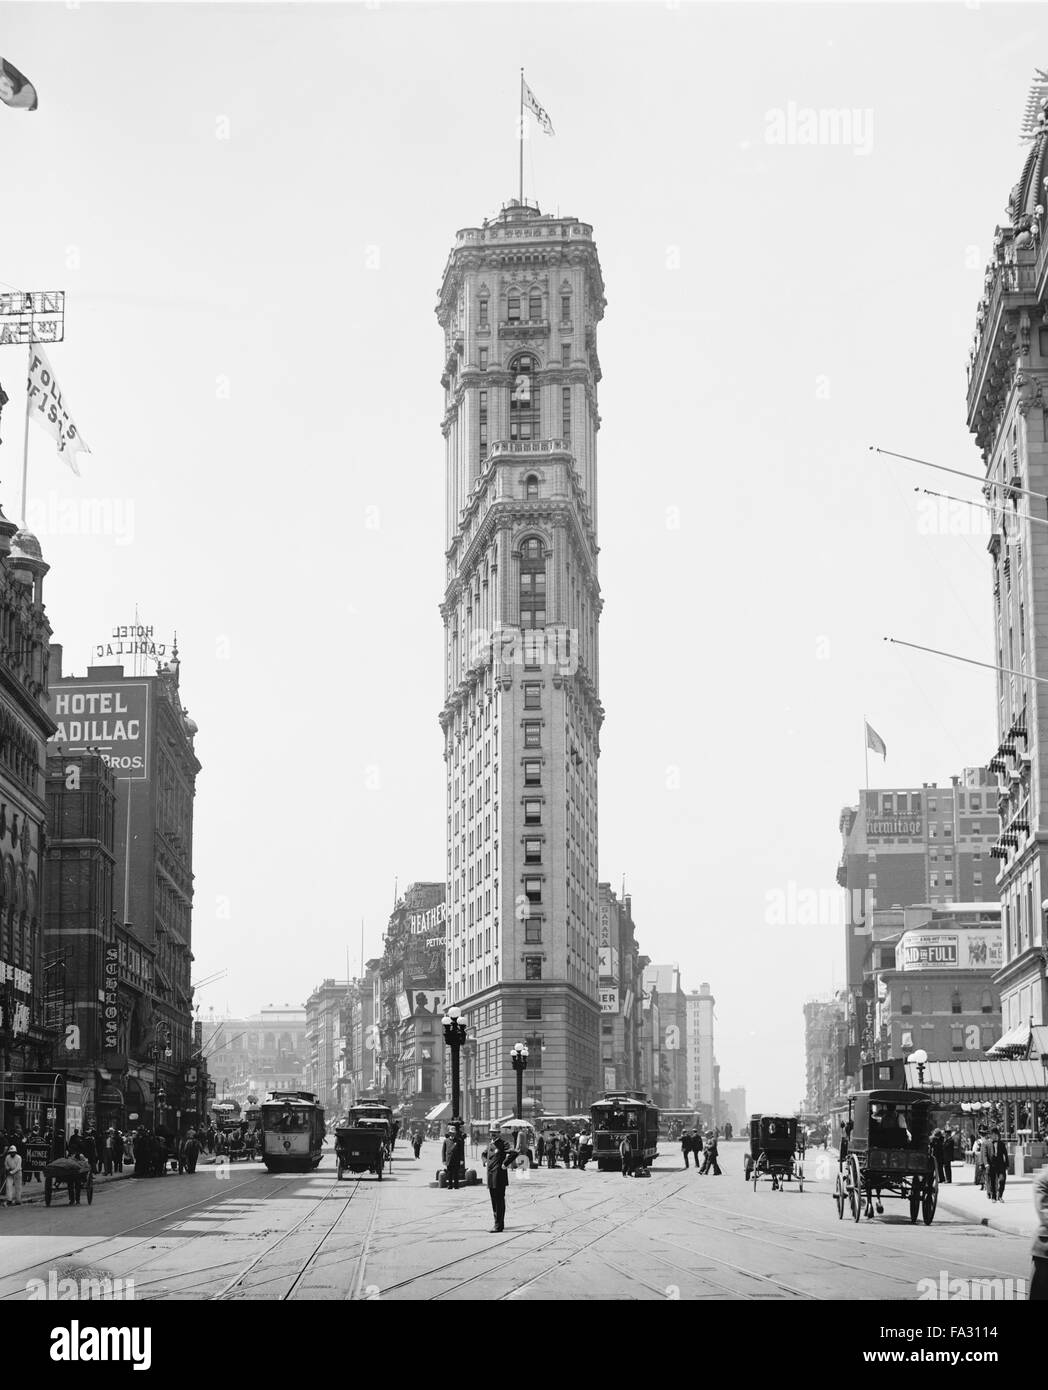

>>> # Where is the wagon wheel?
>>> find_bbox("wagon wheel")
[376,1158,383,1181]
[743,1155,752,1181]
[908,1176,922,1223]
[337,1159,344,1181]
[86,1171,94,1206]
[834,1172,845,1218]
[922,1169,939,1225]
[848,1156,863,1223]
[44,1176,52,1207]
[752,1154,762,1190]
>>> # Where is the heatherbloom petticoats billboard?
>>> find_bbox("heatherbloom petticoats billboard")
[48,681,149,780]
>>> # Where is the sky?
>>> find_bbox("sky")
[1,2,1043,1112]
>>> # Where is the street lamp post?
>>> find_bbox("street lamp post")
[441,1005,467,1121]
[511,1042,529,1120]
[910,1048,928,1087]
[151,1024,172,1130]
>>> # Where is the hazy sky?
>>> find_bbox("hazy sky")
[2,2,1042,1110]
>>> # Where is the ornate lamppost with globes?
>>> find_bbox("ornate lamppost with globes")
[441,1005,467,1122]
[511,1042,529,1120]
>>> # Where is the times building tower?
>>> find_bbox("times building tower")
[437,199,606,1116]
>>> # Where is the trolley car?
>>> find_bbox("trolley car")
[834,1090,938,1225]
[747,1114,803,1192]
[261,1091,326,1172]
[590,1093,659,1172]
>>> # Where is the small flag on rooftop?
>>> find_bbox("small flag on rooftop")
[523,77,554,136]
[865,722,887,760]
[26,346,90,475]
[0,58,38,111]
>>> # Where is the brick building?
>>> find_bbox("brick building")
[48,645,201,1121]
[596,884,644,1095]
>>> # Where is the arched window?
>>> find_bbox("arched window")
[525,474,539,500]
[951,989,963,1015]
[519,537,546,629]
[509,354,539,442]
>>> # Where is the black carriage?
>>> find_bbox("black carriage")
[335,1122,391,1180]
[834,1090,938,1225]
[348,1102,398,1151]
[747,1115,803,1192]
[43,1156,93,1207]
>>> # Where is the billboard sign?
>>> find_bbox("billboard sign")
[599,904,611,949]
[866,817,923,838]
[104,946,119,1050]
[49,680,149,780]
[598,947,619,981]
[899,929,1004,972]
[599,988,619,1014]
[409,901,447,936]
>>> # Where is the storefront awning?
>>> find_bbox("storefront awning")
[425,1101,452,1122]
[905,1059,1048,1096]
[987,1022,1034,1058]
[96,1086,123,1107]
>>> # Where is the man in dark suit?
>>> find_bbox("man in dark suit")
[680,1130,692,1168]
[984,1128,1009,1202]
[443,1124,463,1190]
[486,1133,513,1231]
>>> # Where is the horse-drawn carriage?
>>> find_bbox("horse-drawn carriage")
[834,1089,938,1225]
[745,1114,804,1192]
[43,1156,93,1207]
[334,1120,392,1180]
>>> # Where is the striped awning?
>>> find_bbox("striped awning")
[425,1101,452,1122]
[904,1059,1048,1095]
[987,1022,1034,1058]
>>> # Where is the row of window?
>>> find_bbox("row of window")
[479,294,571,326]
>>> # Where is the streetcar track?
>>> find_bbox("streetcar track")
[0,1166,279,1296]
[675,1187,1028,1281]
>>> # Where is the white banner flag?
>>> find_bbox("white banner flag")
[27,346,90,475]
[523,79,554,136]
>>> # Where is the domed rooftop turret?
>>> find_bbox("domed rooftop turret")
[10,529,43,563]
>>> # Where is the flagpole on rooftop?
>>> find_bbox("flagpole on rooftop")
[20,343,30,526]
[519,68,525,206]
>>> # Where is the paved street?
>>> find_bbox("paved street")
[0,1140,1033,1301]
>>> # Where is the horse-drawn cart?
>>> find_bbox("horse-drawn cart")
[43,1156,93,1207]
[334,1122,390,1181]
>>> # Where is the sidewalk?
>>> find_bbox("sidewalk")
[936,1167,1039,1239]
[3,1167,134,1207]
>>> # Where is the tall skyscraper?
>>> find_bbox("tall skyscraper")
[967,87,1048,1038]
[438,199,606,1116]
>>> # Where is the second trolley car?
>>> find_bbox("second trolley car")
[261,1091,326,1172]
[590,1093,660,1172]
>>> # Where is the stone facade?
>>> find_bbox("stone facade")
[437,200,606,1115]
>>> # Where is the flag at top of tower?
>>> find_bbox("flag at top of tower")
[865,722,887,760]
[0,58,38,111]
[523,78,554,135]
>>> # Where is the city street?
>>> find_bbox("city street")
[0,1140,1032,1301]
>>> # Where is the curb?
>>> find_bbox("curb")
[935,1191,1035,1239]
[5,1169,135,1207]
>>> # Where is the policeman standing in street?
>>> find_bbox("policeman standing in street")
[486,1132,514,1232]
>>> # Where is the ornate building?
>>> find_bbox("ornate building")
[377,881,446,1121]
[437,199,606,1116]
[967,84,1048,1040]
[0,516,58,1132]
